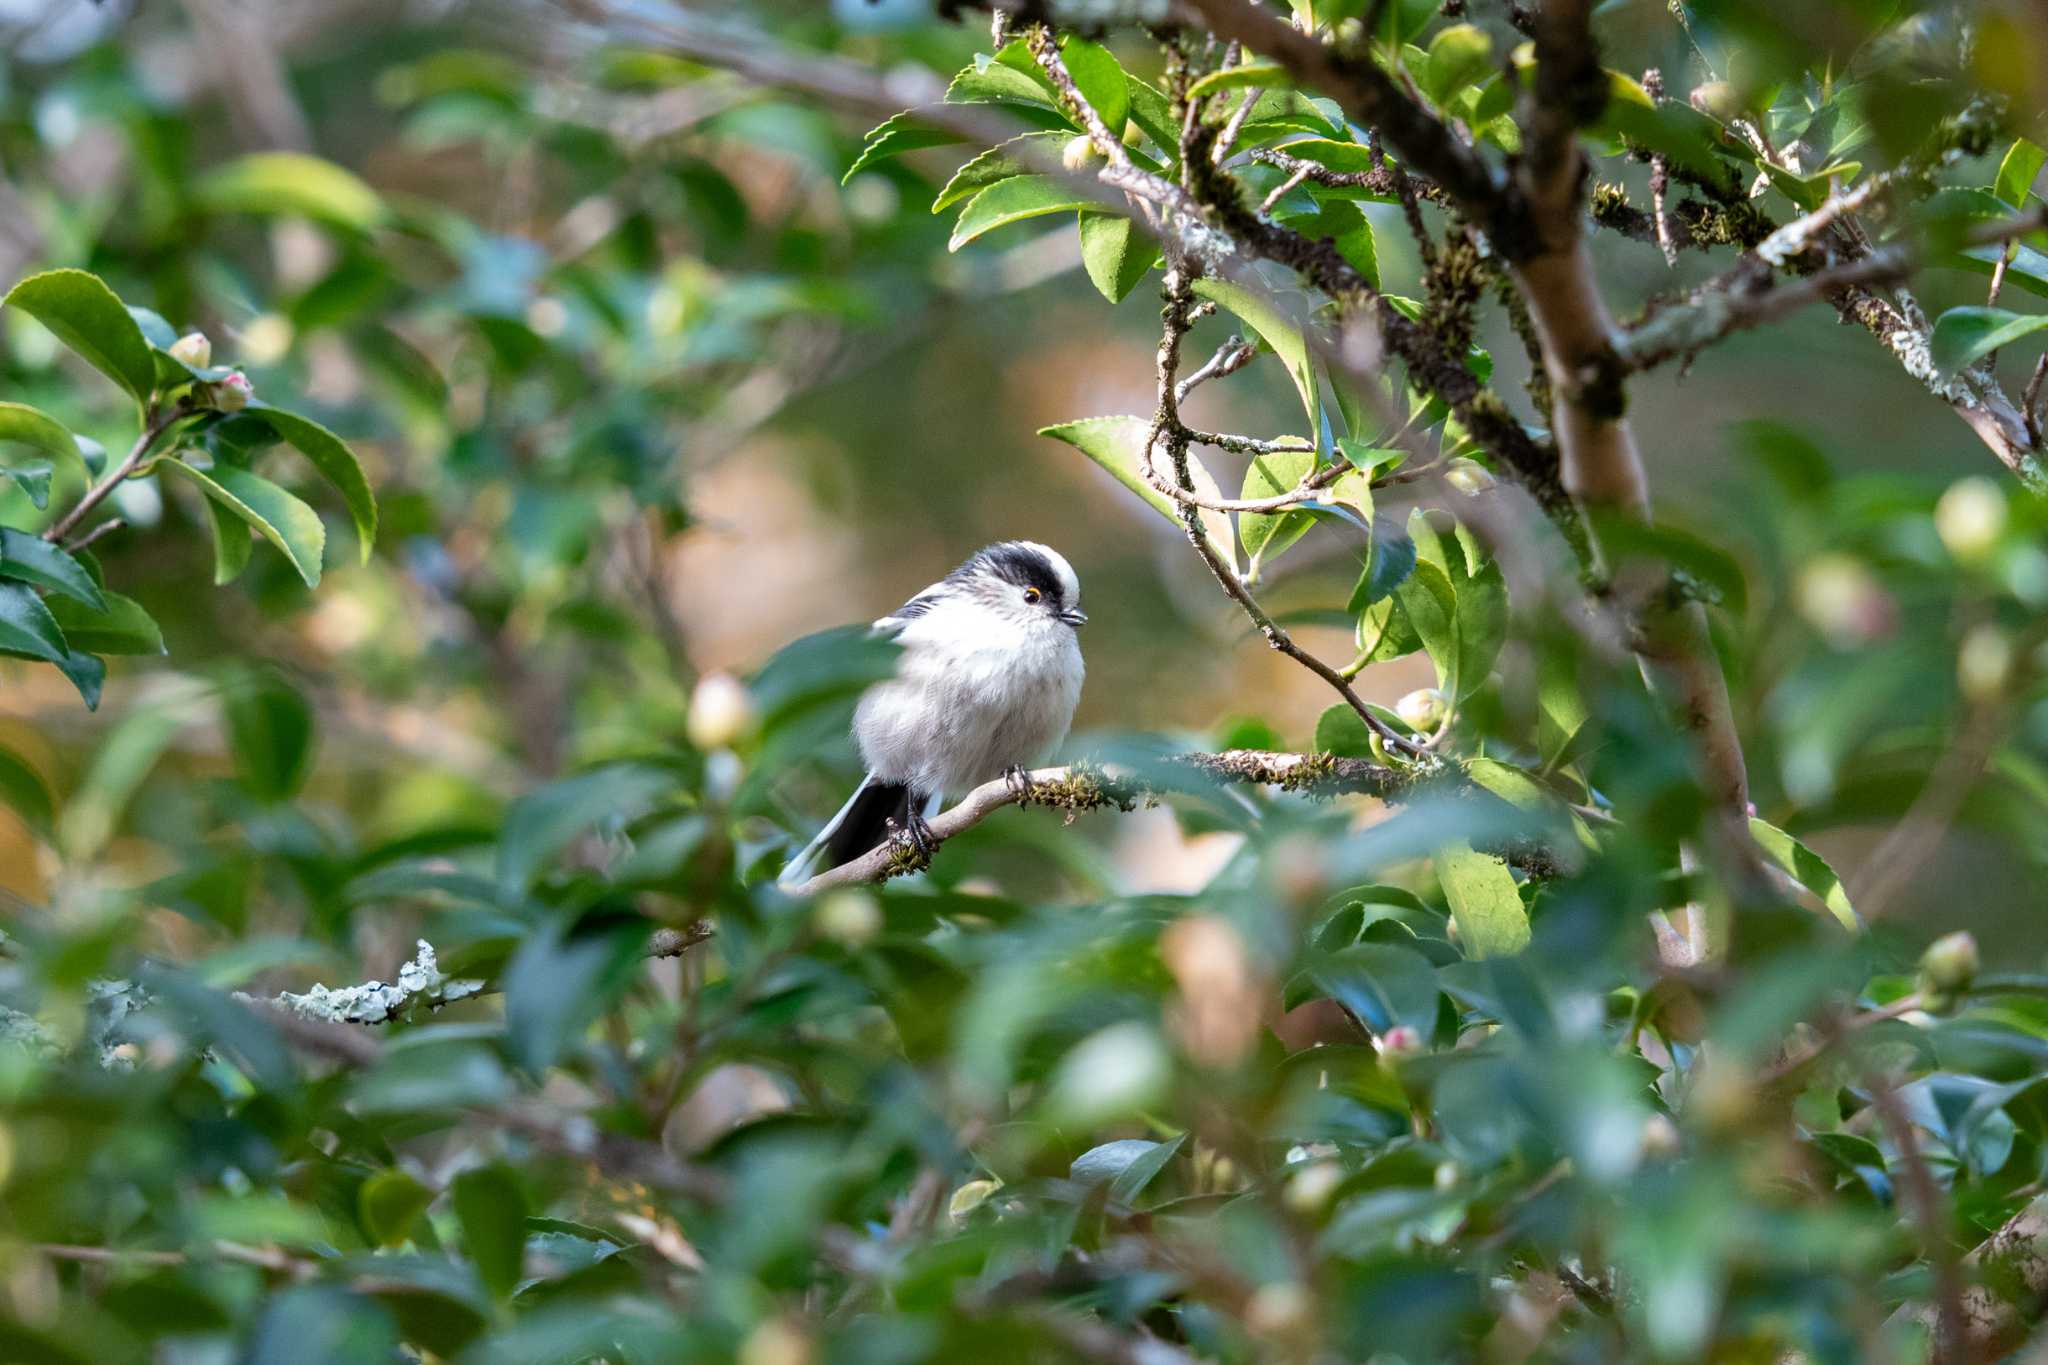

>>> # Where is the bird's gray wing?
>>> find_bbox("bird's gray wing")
[871,581,948,636]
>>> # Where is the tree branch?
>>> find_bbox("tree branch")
[786,751,1423,895]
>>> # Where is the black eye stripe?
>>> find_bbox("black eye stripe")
[956,542,1065,605]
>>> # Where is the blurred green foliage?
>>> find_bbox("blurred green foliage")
[0,1,2047,1362]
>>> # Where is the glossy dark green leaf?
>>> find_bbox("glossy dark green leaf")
[161,460,326,588]
[0,529,104,611]
[245,405,377,562]
[950,176,1096,251]
[1238,448,1316,565]
[0,580,67,663]
[453,1165,529,1299]
[3,270,157,405]
[0,744,54,839]
[1929,306,2048,380]
[47,590,163,655]
[0,401,90,485]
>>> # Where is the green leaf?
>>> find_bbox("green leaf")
[1309,943,1441,1034]
[203,494,254,585]
[3,270,158,405]
[845,110,962,183]
[221,667,315,801]
[1188,60,1288,102]
[502,912,651,1074]
[1393,558,1459,692]
[360,1169,434,1248]
[1348,517,1418,612]
[1929,306,2048,379]
[1071,1134,1186,1206]
[1038,416,1233,569]
[1052,37,1129,136]
[946,56,1063,114]
[1078,212,1158,303]
[498,763,674,892]
[1597,72,1746,194]
[1424,25,1493,107]
[1749,818,1857,930]
[48,591,165,655]
[244,406,377,561]
[195,152,387,231]
[40,647,105,709]
[0,401,91,485]
[1,461,52,510]
[0,529,104,611]
[1315,702,1377,759]
[161,462,326,588]
[1239,448,1316,565]
[1124,76,1179,150]
[1191,277,1319,430]
[0,580,67,663]
[452,1165,529,1300]
[932,133,1065,212]
[950,176,1097,250]
[1995,138,2046,209]
[1436,840,1529,958]
[0,745,54,840]
[1453,558,1508,703]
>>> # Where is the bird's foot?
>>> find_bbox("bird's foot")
[1004,765,1034,801]
[884,810,938,868]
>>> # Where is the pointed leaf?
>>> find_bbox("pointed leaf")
[452,1166,529,1300]
[1239,448,1316,564]
[1423,25,1493,106]
[1750,818,1857,930]
[1995,138,2046,209]
[204,493,255,585]
[3,270,157,405]
[0,529,104,611]
[2,461,53,510]
[1348,517,1418,612]
[1188,60,1288,102]
[0,402,90,484]
[161,461,326,588]
[950,176,1097,250]
[1038,415,1233,568]
[1190,277,1319,429]
[195,152,387,231]
[1078,212,1158,303]
[0,745,54,840]
[1929,306,2048,380]
[1436,840,1529,958]
[48,591,164,655]
[845,110,962,182]
[359,1169,433,1248]
[933,133,1065,212]
[244,405,376,561]
[0,580,67,663]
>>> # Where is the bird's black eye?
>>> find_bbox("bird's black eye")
[1023,587,1042,604]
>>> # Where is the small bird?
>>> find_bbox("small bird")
[779,541,1087,884]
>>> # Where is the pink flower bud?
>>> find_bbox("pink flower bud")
[214,372,254,413]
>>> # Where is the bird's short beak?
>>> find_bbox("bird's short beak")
[1059,609,1088,627]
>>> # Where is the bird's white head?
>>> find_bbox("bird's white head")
[951,541,1087,630]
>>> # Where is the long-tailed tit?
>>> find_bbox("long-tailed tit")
[779,541,1086,883]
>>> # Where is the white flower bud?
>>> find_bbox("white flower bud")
[213,371,254,412]
[1394,687,1447,732]
[1444,458,1496,495]
[1283,1159,1343,1215]
[1958,625,2012,702]
[814,890,881,949]
[167,332,211,369]
[1935,477,2007,564]
[1795,554,1894,649]
[1920,931,1980,994]
[1638,1112,1682,1160]
[686,671,757,750]
[1048,1021,1169,1128]
[1061,134,1102,172]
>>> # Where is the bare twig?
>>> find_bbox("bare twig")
[1175,336,1257,401]
[2025,354,2048,449]
[44,407,180,544]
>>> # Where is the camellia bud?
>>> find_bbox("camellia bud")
[1935,476,2007,563]
[1638,1112,1682,1161]
[1443,458,1496,495]
[1243,1281,1314,1338]
[1689,80,1746,121]
[1686,1056,1755,1134]
[1919,931,1980,994]
[814,889,882,949]
[738,1317,813,1365]
[1795,554,1894,649]
[686,671,758,750]
[1957,624,2013,703]
[213,371,254,413]
[1283,1159,1343,1215]
[167,332,211,369]
[1376,1024,1424,1057]
[1394,687,1447,732]
[1048,1021,1170,1128]
[1061,134,1102,172]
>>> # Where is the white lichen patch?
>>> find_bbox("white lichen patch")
[261,940,484,1025]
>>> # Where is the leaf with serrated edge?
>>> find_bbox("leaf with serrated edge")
[1437,840,1529,957]
[162,461,326,588]
[1039,416,1234,570]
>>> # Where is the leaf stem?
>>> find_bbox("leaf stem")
[43,404,178,545]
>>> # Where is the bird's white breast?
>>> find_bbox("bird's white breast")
[853,600,1083,798]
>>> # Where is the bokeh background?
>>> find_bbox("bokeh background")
[1,0,2042,946]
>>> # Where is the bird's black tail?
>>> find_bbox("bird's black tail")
[822,779,912,869]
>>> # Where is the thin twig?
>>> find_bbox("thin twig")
[61,517,127,554]
[1867,1070,1969,1362]
[44,406,179,544]
[1175,336,1257,402]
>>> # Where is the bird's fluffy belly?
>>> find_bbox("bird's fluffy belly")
[854,632,1081,797]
